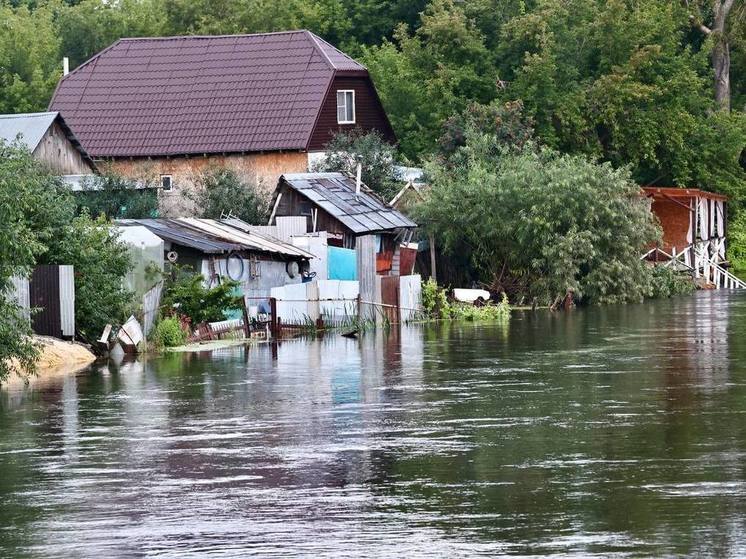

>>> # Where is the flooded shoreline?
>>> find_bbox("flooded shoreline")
[2,291,746,557]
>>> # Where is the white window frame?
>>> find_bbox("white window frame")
[337,90,356,124]
[160,174,173,192]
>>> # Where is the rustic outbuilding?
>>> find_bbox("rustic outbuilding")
[49,31,395,213]
[115,218,314,301]
[643,187,744,289]
[271,172,417,276]
[0,111,96,177]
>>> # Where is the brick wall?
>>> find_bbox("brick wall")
[651,198,691,253]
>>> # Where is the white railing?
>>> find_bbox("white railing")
[642,240,746,290]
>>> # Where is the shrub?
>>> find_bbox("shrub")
[648,266,695,299]
[187,167,269,225]
[162,269,243,325]
[449,293,511,322]
[422,278,449,318]
[151,316,187,348]
[76,173,159,219]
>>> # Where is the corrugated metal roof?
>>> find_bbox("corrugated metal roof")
[116,218,313,258]
[278,172,417,235]
[49,31,368,158]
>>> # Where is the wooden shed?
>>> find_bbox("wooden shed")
[0,112,96,176]
[643,187,744,288]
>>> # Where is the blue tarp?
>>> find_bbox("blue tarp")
[328,246,357,280]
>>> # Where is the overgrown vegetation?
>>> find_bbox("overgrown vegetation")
[76,174,159,219]
[421,279,511,321]
[416,107,661,306]
[161,268,243,326]
[0,143,133,381]
[187,167,269,224]
[648,266,697,299]
[314,130,400,200]
[150,316,187,349]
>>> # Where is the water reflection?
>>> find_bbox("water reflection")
[2,292,746,557]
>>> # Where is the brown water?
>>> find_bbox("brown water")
[2,291,746,557]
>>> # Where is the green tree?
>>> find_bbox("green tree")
[314,129,400,200]
[416,130,661,305]
[42,212,133,343]
[187,167,269,225]
[362,0,497,159]
[0,2,61,113]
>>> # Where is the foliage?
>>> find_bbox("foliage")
[162,269,243,325]
[0,142,51,381]
[76,173,159,219]
[421,278,449,319]
[648,266,696,299]
[449,294,511,322]
[42,212,134,344]
[314,129,400,200]
[150,316,187,349]
[416,132,661,306]
[187,167,269,225]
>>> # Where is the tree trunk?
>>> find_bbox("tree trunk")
[712,0,735,112]
[684,0,735,111]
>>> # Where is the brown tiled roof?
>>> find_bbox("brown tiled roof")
[49,31,367,158]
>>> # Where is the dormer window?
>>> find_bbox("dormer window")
[337,90,355,124]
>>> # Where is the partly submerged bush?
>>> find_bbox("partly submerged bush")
[151,316,187,348]
[648,266,695,299]
[449,293,511,322]
[422,278,449,318]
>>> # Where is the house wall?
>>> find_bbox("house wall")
[200,254,302,303]
[308,76,396,151]
[32,121,95,175]
[103,151,309,216]
[651,198,692,253]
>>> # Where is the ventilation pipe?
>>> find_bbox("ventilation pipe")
[355,162,362,196]
[63,57,69,76]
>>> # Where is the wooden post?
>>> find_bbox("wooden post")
[241,297,251,338]
[429,232,437,282]
[270,297,278,338]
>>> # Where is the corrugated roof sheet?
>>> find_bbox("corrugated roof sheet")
[116,218,313,258]
[279,172,417,234]
[49,30,367,158]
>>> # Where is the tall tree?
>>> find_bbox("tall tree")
[684,0,745,111]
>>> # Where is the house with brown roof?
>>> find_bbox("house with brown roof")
[49,30,395,215]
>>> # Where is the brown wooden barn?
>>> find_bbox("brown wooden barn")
[643,187,744,289]
[271,172,417,276]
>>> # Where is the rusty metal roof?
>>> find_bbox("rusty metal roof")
[116,218,313,258]
[49,31,367,158]
[278,173,417,234]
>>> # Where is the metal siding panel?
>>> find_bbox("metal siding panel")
[30,265,62,337]
[58,265,75,337]
[8,276,31,322]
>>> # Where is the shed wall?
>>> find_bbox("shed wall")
[651,198,692,253]
[32,121,94,175]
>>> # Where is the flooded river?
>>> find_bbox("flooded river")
[3,291,746,557]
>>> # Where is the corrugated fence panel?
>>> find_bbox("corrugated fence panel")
[31,265,62,337]
[8,276,31,322]
[141,281,163,337]
[356,235,378,322]
[58,265,75,337]
[399,275,422,323]
[275,216,308,242]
